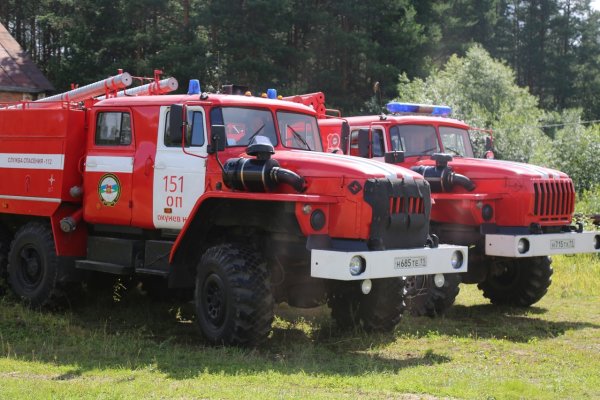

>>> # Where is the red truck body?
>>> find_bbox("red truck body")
[310,96,599,312]
[0,79,468,344]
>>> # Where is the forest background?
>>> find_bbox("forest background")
[1,0,599,199]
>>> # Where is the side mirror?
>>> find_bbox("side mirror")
[384,151,405,164]
[357,128,370,158]
[340,121,350,154]
[208,125,226,154]
[169,104,184,145]
[485,136,493,151]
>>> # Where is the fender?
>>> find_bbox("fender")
[169,190,338,264]
[50,204,88,257]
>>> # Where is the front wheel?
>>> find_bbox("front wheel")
[328,278,406,332]
[7,223,61,307]
[195,244,274,346]
[405,274,461,317]
[478,256,553,307]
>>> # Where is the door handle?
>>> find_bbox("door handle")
[155,162,166,170]
[145,156,154,176]
[86,160,97,168]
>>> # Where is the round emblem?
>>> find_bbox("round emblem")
[98,173,121,206]
[329,133,340,147]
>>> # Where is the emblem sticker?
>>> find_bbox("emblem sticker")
[98,173,121,206]
[348,180,362,195]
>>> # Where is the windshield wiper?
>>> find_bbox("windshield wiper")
[417,146,438,156]
[444,146,463,157]
[246,124,265,145]
[289,126,311,150]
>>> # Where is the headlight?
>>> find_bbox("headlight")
[433,274,445,288]
[349,255,366,276]
[361,279,372,294]
[451,251,464,269]
[310,209,326,231]
[517,238,530,254]
[482,204,493,221]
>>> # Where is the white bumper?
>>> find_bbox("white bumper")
[311,244,468,281]
[485,231,600,257]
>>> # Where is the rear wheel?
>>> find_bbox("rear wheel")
[7,223,61,307]
[478,256,553,307]
[328,278,406,332]
[405,274,460,317]
[0,229,10,295]
[195,244,274,346]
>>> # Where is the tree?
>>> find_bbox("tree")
[395,45,548,162]
[532,109,600,191]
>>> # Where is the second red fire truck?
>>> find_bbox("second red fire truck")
[309,95,599,316]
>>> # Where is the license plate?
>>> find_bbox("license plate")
[394,256,427,269]
[550,239,575,250]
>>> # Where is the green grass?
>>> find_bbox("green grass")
[1,254,599,399]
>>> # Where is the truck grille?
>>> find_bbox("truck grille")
[389,196,425,215]
[364,178,431,249]
[533,180,575,220]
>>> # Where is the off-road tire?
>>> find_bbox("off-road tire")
[405,274,461,317]
[0,229,10,295]
[195,244,274,346]
[7,223,61,307]
[328,278,406,332]
[478,256,553,307]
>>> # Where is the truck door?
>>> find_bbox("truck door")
[370,126,386,162]
[84,110,134,225]
[153,106,207,229]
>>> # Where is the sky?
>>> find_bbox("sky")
[593,0,600,11]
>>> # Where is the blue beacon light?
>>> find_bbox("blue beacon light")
[187,79,201,95]
[386,102,451,116]
[267,88,277,99]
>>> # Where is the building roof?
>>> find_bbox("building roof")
[0,22,54,93]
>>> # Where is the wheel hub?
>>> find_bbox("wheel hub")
[203,274,226,325]
[19,247,42,285]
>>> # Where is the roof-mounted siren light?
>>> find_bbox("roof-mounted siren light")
[267,88,277,99]
[188,79,201,95]
[386,102,452,116]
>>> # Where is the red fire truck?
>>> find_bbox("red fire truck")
[0,75,468,345]
[311,96,600,316]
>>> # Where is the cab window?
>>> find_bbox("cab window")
[211,107,277,147]
[95,112,132,146]
[389,124,439,156]
[164,109,205,147]
[372,129,385,157]
[278,111,322,151]
[439,126,472,157]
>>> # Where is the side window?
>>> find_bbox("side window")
[95,112,132,146]
[189,111,205,146]
[164,109,205,147]
[390,126,404,151]
[349,130,360,156]
[372,129,385,157]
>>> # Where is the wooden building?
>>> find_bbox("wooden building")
[0,22,54,102]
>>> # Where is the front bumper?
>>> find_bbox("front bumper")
[485,231,600,257]
[311,244,468,280]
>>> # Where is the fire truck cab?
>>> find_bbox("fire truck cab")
[317,101,599,316]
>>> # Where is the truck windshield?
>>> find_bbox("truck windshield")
[439,126,474,157]
[212,107,278,147]
[389,124,439,156]
[277,111,322,151]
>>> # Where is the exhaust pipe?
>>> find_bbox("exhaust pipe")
[222,137,305,193]
[411,153,475,193]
